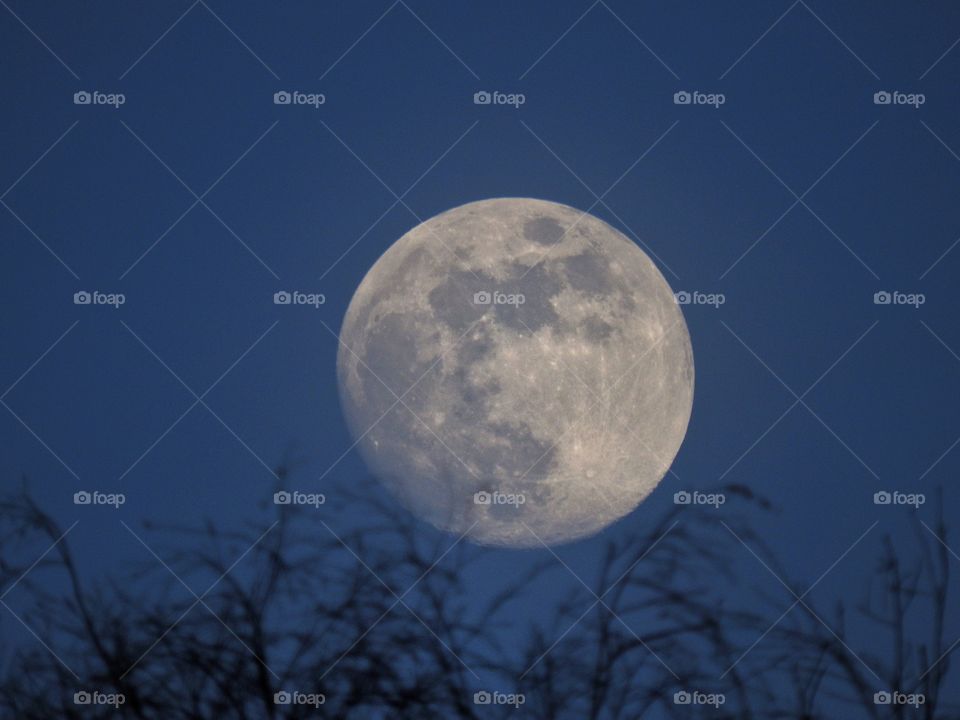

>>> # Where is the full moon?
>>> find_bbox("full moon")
[337,198,693,547]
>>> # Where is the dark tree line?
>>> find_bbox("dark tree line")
[0,475,956,719]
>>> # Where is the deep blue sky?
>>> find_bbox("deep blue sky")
[2,1,960,715]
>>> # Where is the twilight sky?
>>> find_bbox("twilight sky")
[2,2,960,717]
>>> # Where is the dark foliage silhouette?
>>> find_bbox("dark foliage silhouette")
[0,477,956,719]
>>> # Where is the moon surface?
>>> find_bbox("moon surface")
[337,198,693,547]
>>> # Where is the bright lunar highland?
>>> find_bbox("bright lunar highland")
[337,198,693,547]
